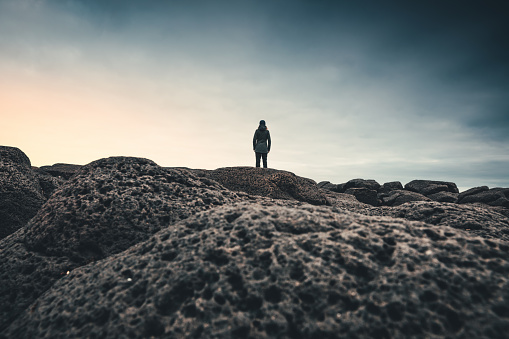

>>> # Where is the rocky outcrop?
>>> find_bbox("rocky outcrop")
[458,187,509,208]
[344,178,381,191]
[38,163,82,180]
[32,167,65,199]
[380,190,431,206]
[0,146,45,239]
[4,202,509,338]
[202,167,330,206]
[1,146,508,338]
[0,157,259,332]
[344,187,378,206]
[404,180,459,196]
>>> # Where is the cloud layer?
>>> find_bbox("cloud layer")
[1,0,508,191]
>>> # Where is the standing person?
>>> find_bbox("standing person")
[253,120,271,168]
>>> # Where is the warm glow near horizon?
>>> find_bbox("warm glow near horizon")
[1,0,508,190]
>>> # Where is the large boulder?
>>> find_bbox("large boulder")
[458,188,509,208]
[405,180,459,196]
[373,201,509,242]
[203,167,329,206]
[23,157,244,263]
[344,178,381,191]
[427,191,458,203]
[378,181,403,195]
[381,190,431,206]
[32,167,65,199]
[344,187,378,206]
[0,157,252,332]
[4,202,509,338]
[457,186,489,202]
[38,163,82,180]
[0,146,45,239]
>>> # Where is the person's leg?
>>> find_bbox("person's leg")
[255,152,261,167]
[262,153,267,168]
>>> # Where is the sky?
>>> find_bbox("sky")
[1,0,508,191]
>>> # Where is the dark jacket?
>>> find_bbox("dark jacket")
[253,126,271,153]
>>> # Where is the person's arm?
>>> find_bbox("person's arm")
[253,131,258,150]
[267,131,271,152]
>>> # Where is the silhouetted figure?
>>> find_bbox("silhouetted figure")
[253,120,271,168]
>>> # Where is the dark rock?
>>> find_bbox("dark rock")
[23,157,244,263]
[378,181,404,195]
[344,178,381,191]
[0,157,256,332]
[0,146,45,239]
[5,202,509,339]
[38,163,82,180]
[427,191,458,203]
[203,167,330,206]
[458,186,489,202]
[458,188,509,208]
[405,180,459,195]
[381,190,431,206]
[372,201,509,242]
[32,167,65,199]
[344,187,378,206]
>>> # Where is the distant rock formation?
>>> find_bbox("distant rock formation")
[1,146,508,338]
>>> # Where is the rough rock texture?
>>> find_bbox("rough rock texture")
[458,188,509,208]
[458,186,489,202]
[4,202,509,339]
[405,180,459,196]
[0,157,254,332]
[381,190,431,206]
[203,167,329,206]
[32,167,65,199]
[0,146,45,239]
[344,188,378,206]
[378,181,404,195]
[39,163,82,180]
[24,157,245,264]
[371,201,509,242]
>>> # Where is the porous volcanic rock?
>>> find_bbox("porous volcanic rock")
[0,146,45,239]
[5,202,509,338]
[32,167,65,199]
[23,157,244,263]
[372,201,509,242]
[38,163,82,180]
[405,180,459,196]
[458,188,509,208]
[381,190,431,206]
[203,167,329,206]
[0,157,254,332]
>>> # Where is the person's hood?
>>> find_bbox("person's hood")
[258,125,267,131]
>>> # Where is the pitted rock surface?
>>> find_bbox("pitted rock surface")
[32,167,65,199]
[23,157,244,263]
[0,146,45,239]
[5,202,509,339]
[370,201,509,242]
[203,167,329,206]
